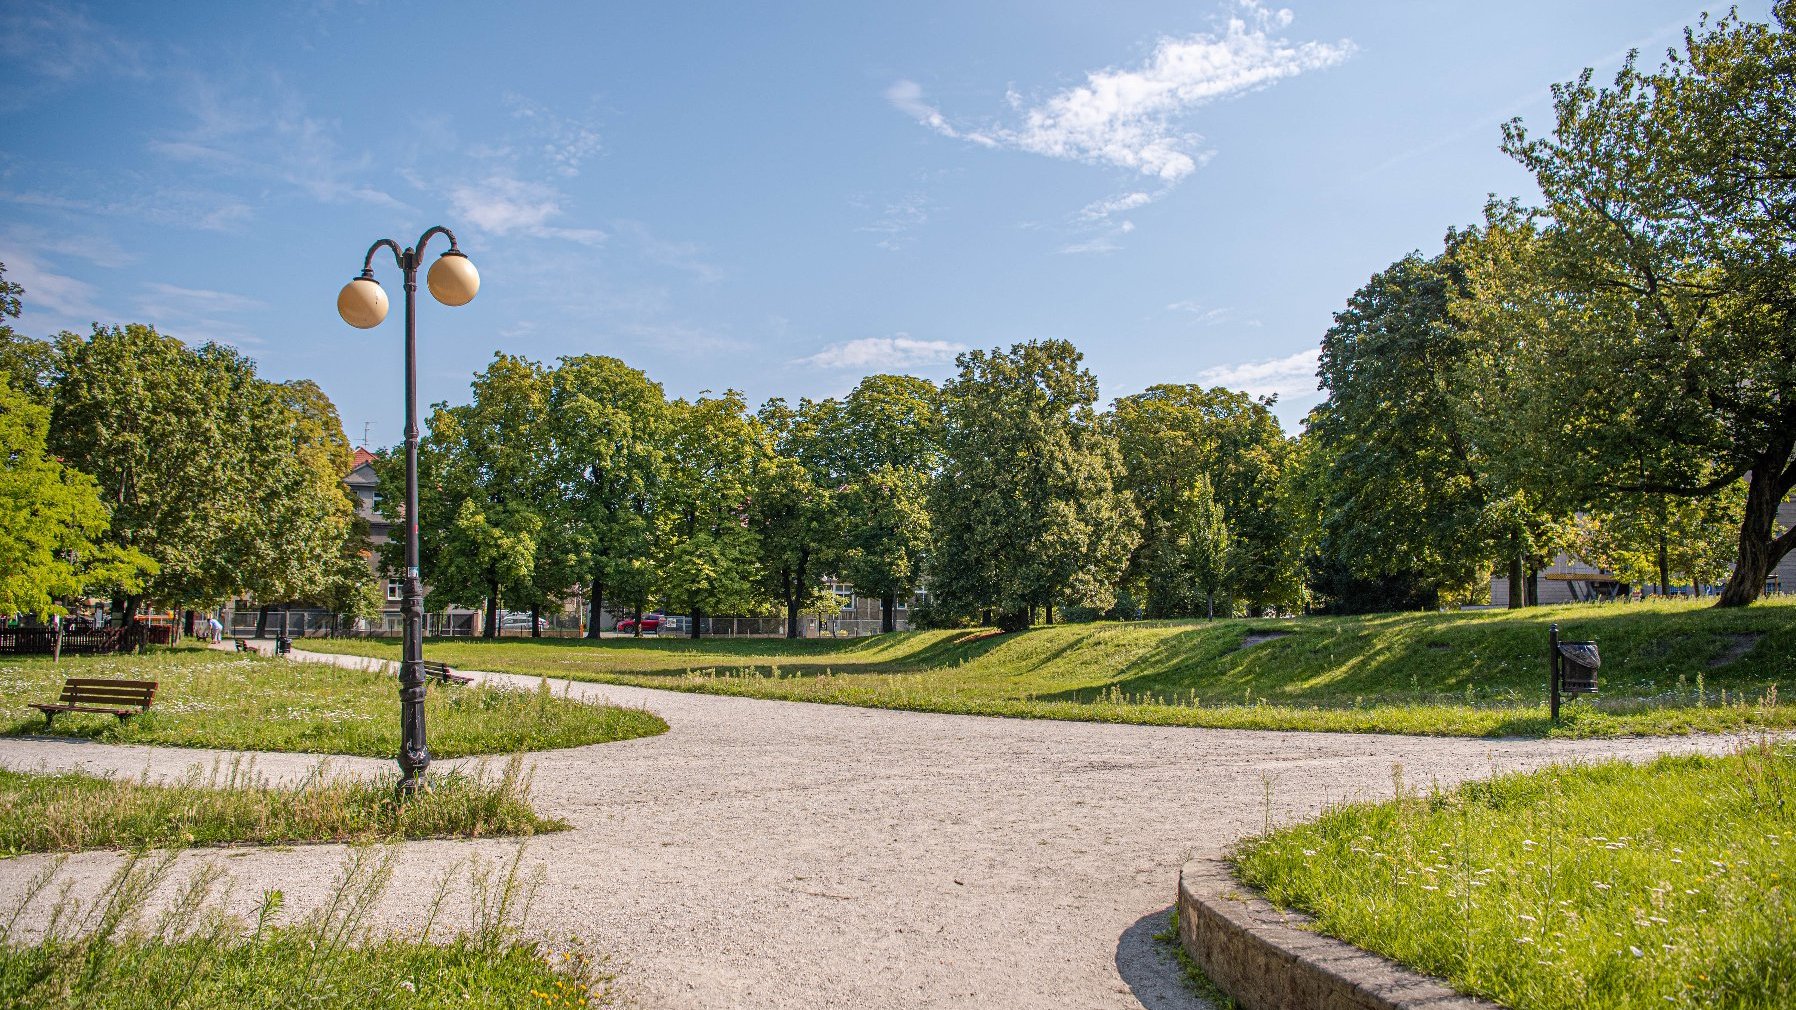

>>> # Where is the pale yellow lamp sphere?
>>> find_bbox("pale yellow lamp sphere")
[337,277,389,329]
[427,252,479,306]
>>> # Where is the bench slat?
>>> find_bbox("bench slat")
[61,678,159,689]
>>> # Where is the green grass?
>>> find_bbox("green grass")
[0,648,666,757]
[1152,908,1237,1008]
[1231,740,1795,1009]
[1,844,612,1008]
[303,597,1796,737]
[0,755,563,855]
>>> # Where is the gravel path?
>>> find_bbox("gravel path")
[0,648,1745,1009]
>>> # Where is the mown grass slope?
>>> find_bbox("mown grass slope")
[0,648,666,756]
[306,597,1796,737]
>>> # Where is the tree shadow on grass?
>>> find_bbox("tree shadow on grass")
[1115,906,1220,1009]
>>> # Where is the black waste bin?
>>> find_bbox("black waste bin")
[275,636,293,657]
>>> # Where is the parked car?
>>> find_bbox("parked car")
[498,611,544,633]
[615,613,664,634]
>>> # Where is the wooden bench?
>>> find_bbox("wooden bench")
[32,678,157,728]
[233,637,258,654]
[421,660,472,685]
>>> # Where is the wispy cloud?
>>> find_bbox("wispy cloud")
[1060,219,1135,255]
[855,192,932,250]
[133,282,268,347]
[1079,191,1156,221]
[448,175,606,245]
[2,225,134,268]
[1168,300,1261,327]
[890,2,1352,183]
[799,335,968,370]
[504,94,604,177]
[138,282,266,316]
[1198,346,1319,401]
[0,1,147,111]
[614,220,720,280]
[0,246,104,321]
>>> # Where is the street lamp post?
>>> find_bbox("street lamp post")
[337,226,479,794]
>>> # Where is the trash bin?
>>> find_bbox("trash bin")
[275,637,293,657]
[1556,640,1600,695]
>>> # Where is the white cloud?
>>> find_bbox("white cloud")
[1168,300,1261,327]
[1079,191,1155,220]
[892,2,1352,183]
[1060,219,1135,255]
[505,94,604,177]
[0,247,103,320]
[799,335,968,370]
[855,192,932,250]
[1198,347,1320,401]
[448,175,606,245]
[138,282,266,316]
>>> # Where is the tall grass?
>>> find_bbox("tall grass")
[1232,732,1796,1009]
[0,755,564,855]
[0,843,610,1008]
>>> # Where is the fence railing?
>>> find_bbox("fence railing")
[0,627,131,655]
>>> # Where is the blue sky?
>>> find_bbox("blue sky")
[1,0,1758,442]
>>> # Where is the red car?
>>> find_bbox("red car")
[615,613,664,634]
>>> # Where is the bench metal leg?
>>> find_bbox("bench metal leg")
[41,711,55,730]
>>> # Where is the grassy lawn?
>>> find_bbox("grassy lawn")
[0,648,666,757]
[0,756,562,855]
[1231,739,1795,1009]
[1,845,612,1008]
[304,598,1796,737]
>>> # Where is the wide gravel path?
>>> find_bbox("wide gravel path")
[0,647,1742,1009]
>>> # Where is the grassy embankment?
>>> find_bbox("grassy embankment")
[0,845,612,1009]
[1231,740,1795,1009]
[0,648,666,757]
[306,597,1796,737]
[0,756,561,855]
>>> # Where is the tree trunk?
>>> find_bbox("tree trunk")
[530,602,541,638]
[632,602,644,639]
[1206,591,1215,620]
[587,579,605,639]
[691,605,704,640]
[980,608,992,627]
[1525,564,1540,607]
[1717,458,1796,607]
[996,609,1030,633]
[1506,544,1524,610]
[256,605,270,638]
[881,593,896,634]
[484,578,499,638]
[1044,604,1055,626]
[785,597,800,639]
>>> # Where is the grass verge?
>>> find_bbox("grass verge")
[0,755,563,855]
[1231,737,1795,1009]
[1152,908,1237,1008]
[0,649,666,756]
[0,844,610,1008]
[303,598,1796,737]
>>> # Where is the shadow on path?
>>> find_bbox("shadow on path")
[1115,906,1218,1010]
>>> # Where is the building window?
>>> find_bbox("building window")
[386,578,403,602]
[831,584,854,611]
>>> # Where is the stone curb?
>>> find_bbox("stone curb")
[1175,857,1502,1010]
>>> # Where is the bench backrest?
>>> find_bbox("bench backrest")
[59,678,157,709]
[421,660,449,673]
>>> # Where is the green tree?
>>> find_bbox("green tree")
[50,326,267,620]
[828,375,940,633]
[1147,474,1233,619]
[1486,5,1796,606]
[931,339,1138,630]
[658,392,763,637]
[1307,251,1493,611]
[750,398,838,638]
[0,377,152,617]
[1111,384,1301,616]
[547,355,668,638]
[0,263,53,404]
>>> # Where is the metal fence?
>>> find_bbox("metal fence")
[230,610,479,638]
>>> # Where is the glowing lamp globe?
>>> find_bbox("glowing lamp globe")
[427,251,479,306]
[337,277,389,329]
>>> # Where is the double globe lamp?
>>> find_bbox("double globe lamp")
[336,227,478,795]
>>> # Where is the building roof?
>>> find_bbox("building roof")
[351,447,377,467]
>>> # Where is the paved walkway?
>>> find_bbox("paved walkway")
[0,647,1742,1009]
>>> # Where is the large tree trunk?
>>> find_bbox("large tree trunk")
[1525,564,1540,607]
[632,603,644,639]
[881,592,896,634]
[256,605,271,638]
[484,578,499,638]
[1717,458,1796,607]
[996,609,1030,633]
[530,603,541,639]
[1045,604,1055,626]
[587,578,605,639]
[691,605,703,640]
[1206,591,1215,620]
[785,597,800,639]
[1506,542,1524,610]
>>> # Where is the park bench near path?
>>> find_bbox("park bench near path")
[422,659,472,685]
[233,637,258,654]
[30,678,157,728]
